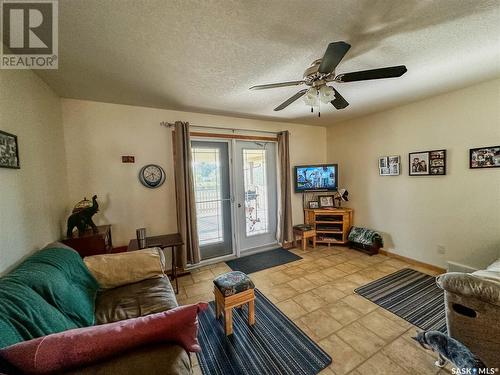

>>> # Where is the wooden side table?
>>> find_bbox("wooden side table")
[128,233,183,294]
[62,225,113,257]
[293,227,316,251]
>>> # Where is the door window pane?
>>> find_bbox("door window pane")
[192,148,224,245]
[243,149,269,236]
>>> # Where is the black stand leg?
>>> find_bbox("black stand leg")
[171,246,179,294]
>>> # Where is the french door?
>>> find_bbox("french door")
[234,141,277,253]
[191,139,278,261]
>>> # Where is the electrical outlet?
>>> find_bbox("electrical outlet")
[437,245,446,255]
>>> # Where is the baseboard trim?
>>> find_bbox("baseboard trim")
[379,249,446,274]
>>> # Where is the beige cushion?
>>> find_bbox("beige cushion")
[84,248,166,289]
[436,272,500,306]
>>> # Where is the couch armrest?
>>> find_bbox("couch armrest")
[64,343,191,375]
[436,272,500,307]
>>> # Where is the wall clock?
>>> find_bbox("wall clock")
[139,164,166,188]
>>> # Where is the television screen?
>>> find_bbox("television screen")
[295,164,338,192]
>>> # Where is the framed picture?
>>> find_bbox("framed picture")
[470,146,500,169]
[0,130,20,169]
[318,195,334,208]
[379,155,400,176]
[308,201,319,209]
[409,149,446,176]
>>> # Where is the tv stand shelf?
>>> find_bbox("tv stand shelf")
[304,208,353,245]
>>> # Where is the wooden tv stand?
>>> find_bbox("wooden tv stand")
[304,208,353,245]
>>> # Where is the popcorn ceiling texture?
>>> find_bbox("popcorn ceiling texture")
[35,0,500,126]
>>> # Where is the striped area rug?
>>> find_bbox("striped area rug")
[354,268,447,333]
[196,289,332,375]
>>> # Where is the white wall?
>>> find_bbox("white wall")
[327,79,500,269]
[0,69,68,274]
[62,99,327,246]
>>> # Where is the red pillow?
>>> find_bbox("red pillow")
[0,302,208,375]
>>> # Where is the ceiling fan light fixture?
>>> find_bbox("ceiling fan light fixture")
[319,85,335,103]
[303,87,318,106]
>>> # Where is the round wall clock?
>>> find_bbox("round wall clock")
[139,164,166,188]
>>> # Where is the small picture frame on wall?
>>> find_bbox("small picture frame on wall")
[308,201,319,209]
[318,195,334,208]
[379,155,400,176]
[0,130,20,169]
[470,146,500,169]
[409,149,446,176]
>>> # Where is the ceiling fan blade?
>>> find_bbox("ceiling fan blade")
[330,88,349,109]
[274,89,308,111]
[249,80,305,90]
[318,41,351,74]
[335,65,407,82]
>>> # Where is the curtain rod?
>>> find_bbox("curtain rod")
[160,121,280,135]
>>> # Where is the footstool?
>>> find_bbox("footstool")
[213,271,255,336]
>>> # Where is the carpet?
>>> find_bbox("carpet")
[354,268,446,333]
[225,248,301,274]
[196,289,332,375]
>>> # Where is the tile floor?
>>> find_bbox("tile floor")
[176,246,452,375]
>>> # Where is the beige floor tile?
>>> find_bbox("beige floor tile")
[275,299,308,320]
[299,308,343,339]
[329,278,360,293]
[177,274,194,286]
[321,267,349,280]
[267,284,300,302]
[323,300,362,326]
[375,263,400,275]
[345,258,372,269]
[192,269,215,283]
[319,334,365,375]
[376,308,412,329]
[384,258,411,269]
[293,292,328,312]
[266,270,293,285]
[344,272,373,285]
[383,336,441,375]
[305,271,333,286]
[318,366,336,374]
[337,321,386,357]
[184,281,214,298]
[342,294,378,314]
[299,261,325,273]
[283,265,308,277]
[312,283,346,303]
[287,277,318,293]
[355,352,409,375]
[325,254,350,265]
[335,263,363,275]
[358,310,408,342]
[314,257,337,268]
[361,269,388,281]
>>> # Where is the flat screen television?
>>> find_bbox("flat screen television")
[294,164,338,192]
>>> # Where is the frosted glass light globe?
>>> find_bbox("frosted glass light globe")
[303,87,318,106]
[319,85,335,103]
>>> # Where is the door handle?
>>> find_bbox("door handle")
[238,203,242,208]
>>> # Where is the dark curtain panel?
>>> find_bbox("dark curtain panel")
[174,121,200,268]
[277,131,293,245]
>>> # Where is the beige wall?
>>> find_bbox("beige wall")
[327,79,500,269]
[62,99,327,246]
[0,69,68,274]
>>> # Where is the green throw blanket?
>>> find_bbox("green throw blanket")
[0,246,99,348]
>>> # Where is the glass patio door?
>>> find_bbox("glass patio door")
[191,141,233,260]
[233,141,278,252]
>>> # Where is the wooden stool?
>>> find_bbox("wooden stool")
[213,271,255,336]
[293,228,316,251]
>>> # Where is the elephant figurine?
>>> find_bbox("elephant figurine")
[66,195,99,237]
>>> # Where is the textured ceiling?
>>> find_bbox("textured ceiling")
[35,0,500,126]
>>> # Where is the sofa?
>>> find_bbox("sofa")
[0,243,192,374]
[436,258,500,367]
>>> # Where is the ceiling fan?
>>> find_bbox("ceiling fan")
[249,41,407,116]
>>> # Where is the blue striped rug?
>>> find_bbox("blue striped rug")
[196,289,332,375]
[354,268,447,333]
